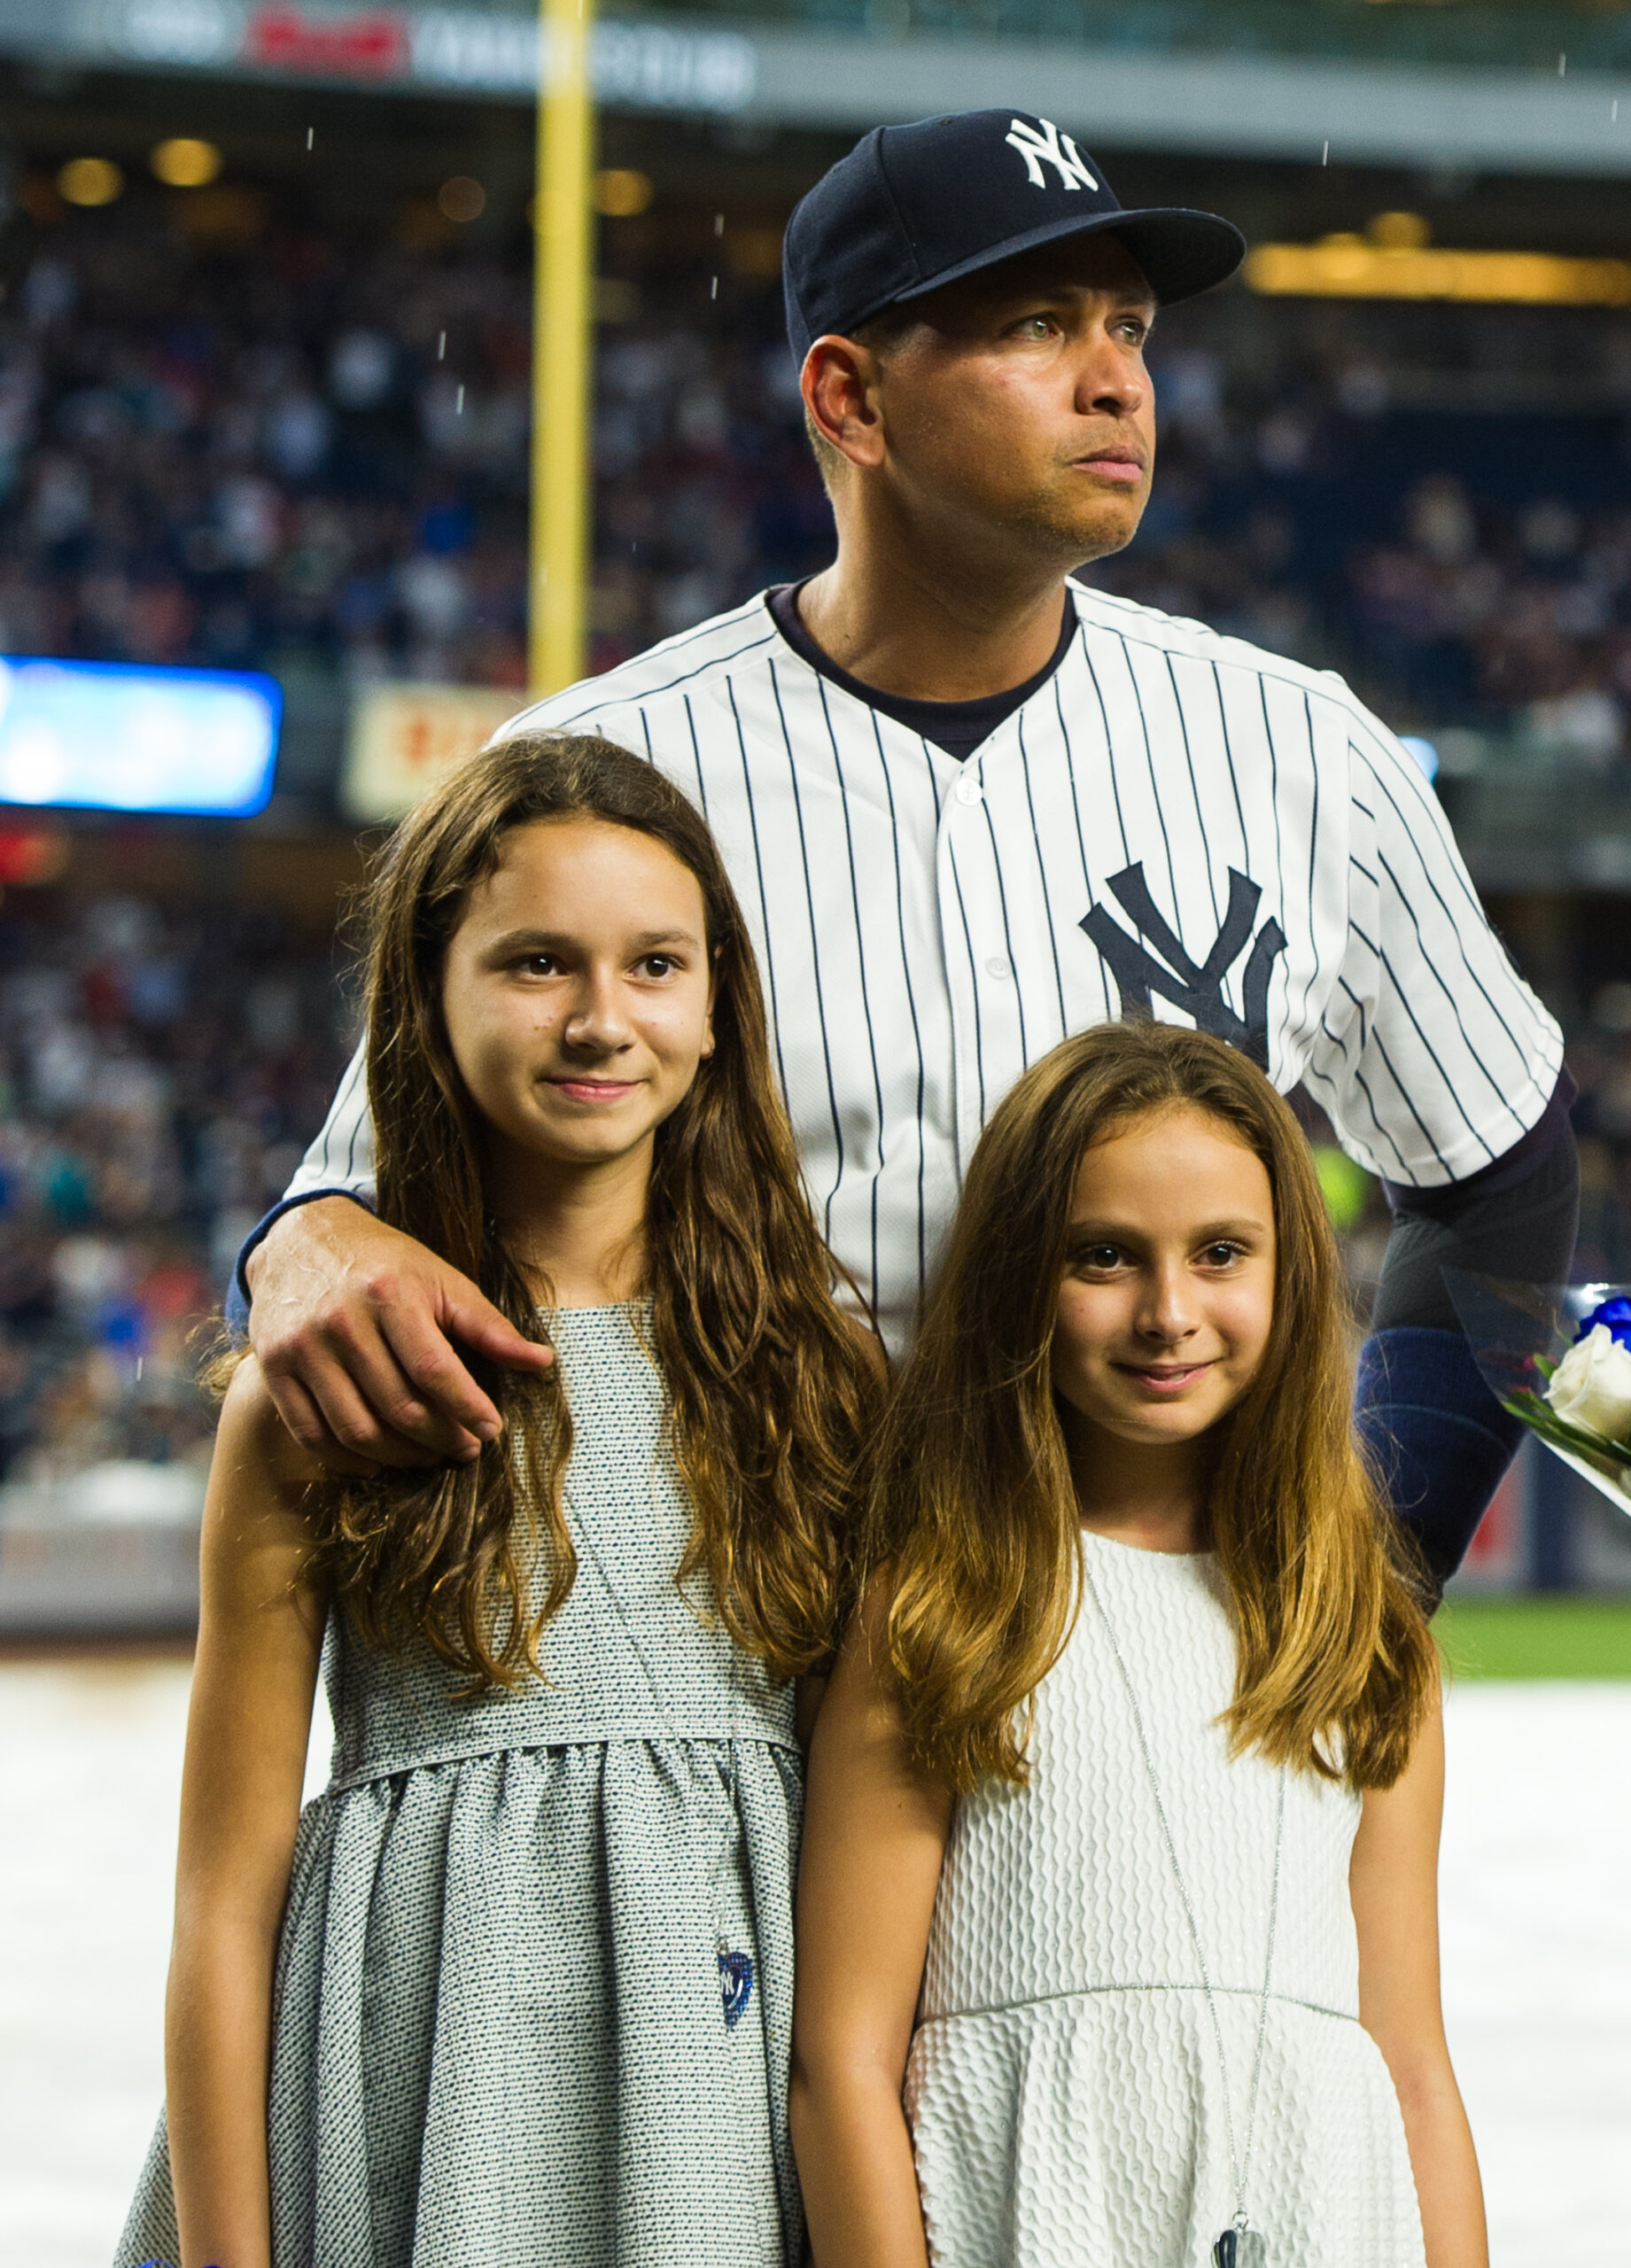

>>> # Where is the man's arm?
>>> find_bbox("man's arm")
[1357,1073,1578,1593]
[1309,706,1574,1593]
[238,1044,551,1471]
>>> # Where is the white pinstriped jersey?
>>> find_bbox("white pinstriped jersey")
[291,582,1564,1349]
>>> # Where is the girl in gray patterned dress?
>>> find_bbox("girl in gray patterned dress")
[116,734,883,2268]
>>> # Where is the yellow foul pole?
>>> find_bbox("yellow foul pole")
[530,0,595,694]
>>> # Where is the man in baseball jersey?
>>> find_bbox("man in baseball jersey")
[237,111,1575,1588]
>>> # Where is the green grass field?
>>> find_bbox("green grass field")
[1437,1596,1631,1679]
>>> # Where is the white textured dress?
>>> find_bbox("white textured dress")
[905,1530,1426,2268]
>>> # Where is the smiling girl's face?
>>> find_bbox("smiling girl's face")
[440,815,716,1188]
[1052,1102,1277,1455]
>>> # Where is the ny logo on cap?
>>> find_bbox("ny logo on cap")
[1005,117,1099,194]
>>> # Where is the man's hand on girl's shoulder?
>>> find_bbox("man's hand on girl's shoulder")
[245,1196,552,1476]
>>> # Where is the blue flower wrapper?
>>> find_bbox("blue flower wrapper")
[1443,1270,1631,1511]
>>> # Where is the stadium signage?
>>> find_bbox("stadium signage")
[245,4,408,75]
[104,0,757,110]
[0,656,280,819]
[113,0,242,66]
[22,4,1622,163]
[342,683,522,822]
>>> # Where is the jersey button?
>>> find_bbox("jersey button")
[954,773,983,806]
[984,956,1013,981]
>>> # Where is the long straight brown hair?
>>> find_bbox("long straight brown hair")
[866,1021,1435,1793]
[314,731,883,1690]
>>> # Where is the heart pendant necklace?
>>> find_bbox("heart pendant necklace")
[568,1467,757,2034]
[1213,2232,1268,2268]
[1083,1554,1287,2268]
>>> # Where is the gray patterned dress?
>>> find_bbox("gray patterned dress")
[116,1303,803,2268]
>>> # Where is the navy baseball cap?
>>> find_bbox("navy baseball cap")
[783,110,1247,364]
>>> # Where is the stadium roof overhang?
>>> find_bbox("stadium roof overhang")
[8,0,1631,175]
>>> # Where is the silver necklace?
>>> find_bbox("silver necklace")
[1081,1548,1287,2268]
[563,1474,757,2030]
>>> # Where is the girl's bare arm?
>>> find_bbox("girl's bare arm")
[166,1359,327,2268]
[1350,1691,1487,2268]
[791,1588,953,2268]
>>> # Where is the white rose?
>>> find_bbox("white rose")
[1546,1324,1631,1445]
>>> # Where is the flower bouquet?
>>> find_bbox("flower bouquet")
[1444,1271,1631,1509]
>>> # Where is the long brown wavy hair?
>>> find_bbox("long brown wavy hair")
[866,1021,1435,1793]
[312,731,882,1691]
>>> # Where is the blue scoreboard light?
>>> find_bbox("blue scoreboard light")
[0,656,281,818]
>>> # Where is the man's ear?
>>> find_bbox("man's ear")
[801,335,889,474]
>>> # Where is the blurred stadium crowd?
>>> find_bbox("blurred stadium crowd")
[0,884,351,1507]
[0,212,537,692]
[3,190,1631,1511]
[3,195,1630,756]
[1099,304,1631,769]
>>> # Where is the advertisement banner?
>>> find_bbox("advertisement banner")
[343,681,520,821]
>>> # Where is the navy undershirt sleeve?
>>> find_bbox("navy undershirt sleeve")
[1355,1069,1579,1595]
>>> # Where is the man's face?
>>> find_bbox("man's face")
[865,233,1158,568]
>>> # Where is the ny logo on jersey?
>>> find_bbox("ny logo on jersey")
[1080,863,1287,1068]
[1005,117,1099,194]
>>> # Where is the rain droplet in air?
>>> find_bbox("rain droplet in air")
[714,212,725,237]
[438,330,447,361]
[1321,139,1329,165]
[1558,51,1567,75]
[306,127,315,151]
[711,275,718,299]
[455,384,465,414]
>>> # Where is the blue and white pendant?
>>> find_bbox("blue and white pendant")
[1214,2229,1265,2266]
[718,1947,754,2028]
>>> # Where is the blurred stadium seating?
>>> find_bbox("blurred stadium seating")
[0,850,354,1621]
[4,183,1631,750]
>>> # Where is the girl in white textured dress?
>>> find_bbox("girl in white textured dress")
[792,1021,1487,2268]
[117,734,882,2268]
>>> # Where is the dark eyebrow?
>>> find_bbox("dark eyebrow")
[1019,280,1158,320]
[1065,1216,1269,1246]
[629,928,703,951]
[1062,1220,1137,1251]
[487,927,703,954]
